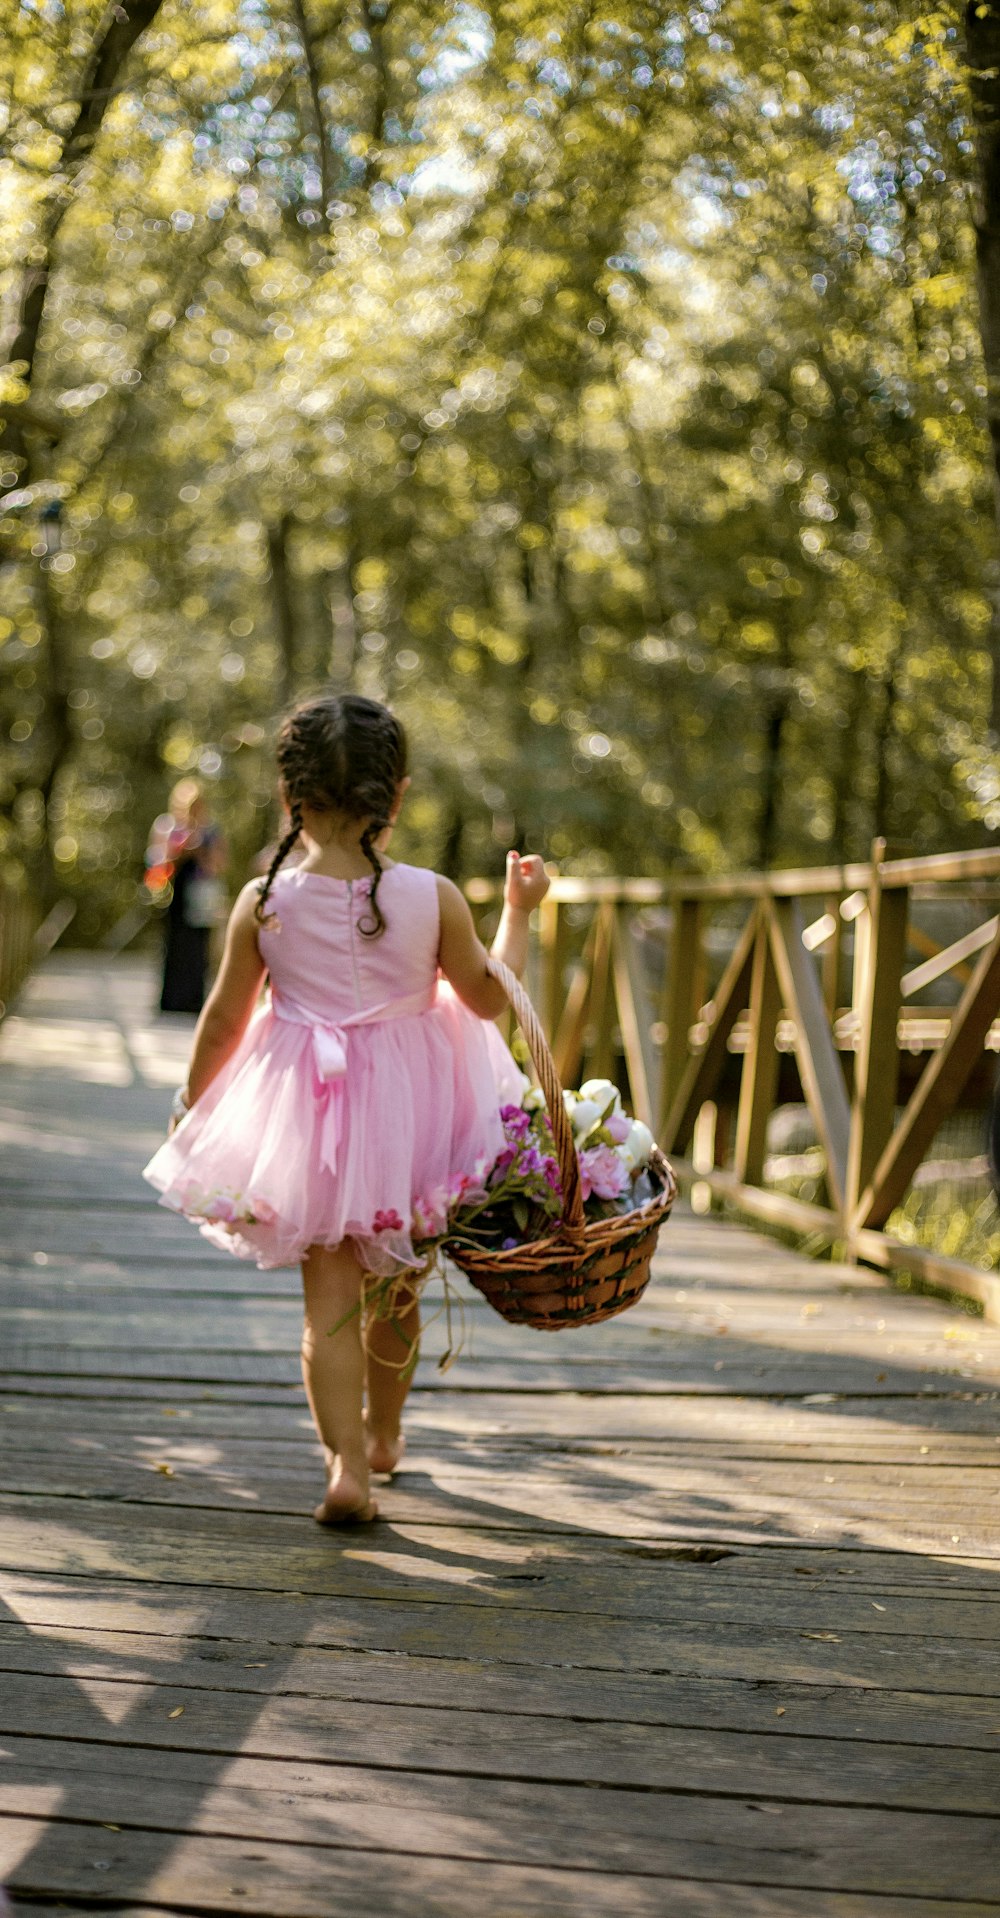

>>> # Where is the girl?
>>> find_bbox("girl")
[144,694,549,1525]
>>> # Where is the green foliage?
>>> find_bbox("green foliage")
[1,0,997,935]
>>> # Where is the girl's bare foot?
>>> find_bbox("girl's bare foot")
[365,1419,406,1476]
[313,1460,378,1526]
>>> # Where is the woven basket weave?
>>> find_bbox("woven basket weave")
[447,958,677,1329]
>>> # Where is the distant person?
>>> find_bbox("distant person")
[143,693,546,1524]
[145,779,227,1014]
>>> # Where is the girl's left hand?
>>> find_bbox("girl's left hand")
[505,851,550,912]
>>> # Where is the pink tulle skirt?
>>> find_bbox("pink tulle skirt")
[143,988,523,1272]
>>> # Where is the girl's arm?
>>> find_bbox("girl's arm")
[437,852,549,1020]
[177,883,266,1112]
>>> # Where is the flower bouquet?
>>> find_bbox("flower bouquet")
[412,1079,660,1264]
[415,925,675,1323]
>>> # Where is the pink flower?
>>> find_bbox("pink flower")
[605,1110,631,1145]
[412,1188,448,1239]
[578,1144,629,1201]
[203,1195,239,1223]
[372,1208,405,1235]
[251,1198,277,1226]
[446,1170,489,1206]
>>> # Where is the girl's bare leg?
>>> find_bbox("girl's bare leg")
[365,1278,421,1474]
[301,1242,376,1523]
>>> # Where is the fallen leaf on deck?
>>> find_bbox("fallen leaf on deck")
[801,1631,840,1642]
[168,1706,185,1718]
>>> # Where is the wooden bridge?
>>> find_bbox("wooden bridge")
[472,841,1000,1317]
[2,948,1000,1911]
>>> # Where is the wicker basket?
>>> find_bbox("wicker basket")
[447,958,677,1329]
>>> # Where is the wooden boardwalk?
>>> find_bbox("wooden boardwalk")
[2,955,1000,1915]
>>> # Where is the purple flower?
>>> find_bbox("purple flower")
[372,1208,405,1235]
[500,1103,532,1140]
[605,1109,631,1145]
[501,1236,519,1250]
[518,1145,545,1177]
[578,1144,629,1201]
[489,1144,518,1185]
[541,1155,562,1194]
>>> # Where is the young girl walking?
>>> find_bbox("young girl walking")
[144,694,548,1524]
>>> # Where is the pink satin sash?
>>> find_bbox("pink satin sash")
[269,983,438,1173]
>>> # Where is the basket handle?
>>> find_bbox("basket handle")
[486,956,585,1233]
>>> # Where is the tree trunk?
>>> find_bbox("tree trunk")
[755,627,793,869]
[267,516,298,705]
[872,651,901,842]
[965,0,1000,733]
[829,664,868,861]
[290,0,335,228]
[1,0,167,475]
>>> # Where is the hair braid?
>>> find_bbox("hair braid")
[267,694,408,938]
[255,800,303,924]
[357,821,386,938]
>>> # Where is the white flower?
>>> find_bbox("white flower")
[568,1097,603,1138]
[579,1077,623,1117]
[523,1086,546,1112]
[620,1119,654,1171]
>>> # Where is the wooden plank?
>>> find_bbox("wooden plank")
[7,1497,1000,1628]
[845,873,908,1215]
[537,892,570,1040]
[853,1231,1000,1321]
[901,917,999,998]
[6,1609,1000,1727]
[856,922,1000,1229]
[661,909,758,1154]
[767,899,850,1212]
[5,1793,1000,1905]
[8,1561,1000,1697]
[658,897,702,1132]
[610,907,656,1127]
[549,916,596,1084]
[583,898,616,1081]
[5,1675,1000,1816]
[2,1730,1000,1882]
[734,922,782,1186]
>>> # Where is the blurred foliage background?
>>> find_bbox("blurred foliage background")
[2,0,1000,940]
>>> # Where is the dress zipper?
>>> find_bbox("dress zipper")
[346,880,363,1010]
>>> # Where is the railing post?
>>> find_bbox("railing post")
[538,892,569,1042]
[844,840,908,1232]
[586,901,616,1081]
[658,897,701,1138]
[734,915,782,1187]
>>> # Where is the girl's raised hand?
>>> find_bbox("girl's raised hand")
[505,851,550,912]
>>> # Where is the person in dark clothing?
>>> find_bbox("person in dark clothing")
[146,781,227,1014]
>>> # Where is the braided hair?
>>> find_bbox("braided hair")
[255,695,408,937]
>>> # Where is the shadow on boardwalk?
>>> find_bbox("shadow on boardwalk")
[1,955,1000,1915]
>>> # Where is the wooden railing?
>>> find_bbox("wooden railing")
[0,882,39,1022]
[0,885,75,1023]
[468,843,1000,1316]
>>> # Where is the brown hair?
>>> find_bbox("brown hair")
[256,694,408,937]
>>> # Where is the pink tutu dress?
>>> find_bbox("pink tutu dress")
[143,863,523,1272]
